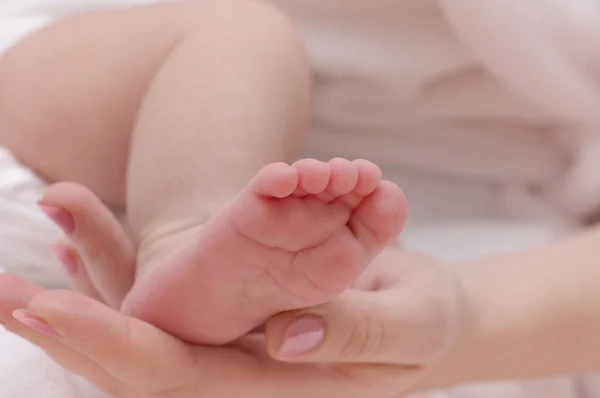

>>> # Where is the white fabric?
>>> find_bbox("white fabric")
[0,0,600,397]
[0,326,106,398]
[0,148,66,288]
[0,149,106,398]
[286,0,600,227]
[0,0,171,54]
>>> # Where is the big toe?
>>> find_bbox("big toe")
[349,180,407,251]
[40,182,135,307]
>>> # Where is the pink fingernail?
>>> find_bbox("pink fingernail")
[38,204,75,234]
[13,309,61,338]
[277,315,325,357]
[48,244,78,275]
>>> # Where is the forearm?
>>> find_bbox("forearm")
[441,225,600,385]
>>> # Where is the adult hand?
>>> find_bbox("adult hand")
[0,183,465,397]
[264,247,466,392]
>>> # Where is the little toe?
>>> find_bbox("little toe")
[325,157,359,197]
[292,159,331,195]
[252,162,298,198]
[348,180,407,250]
[352,159,382,196]
[337,160,382,208]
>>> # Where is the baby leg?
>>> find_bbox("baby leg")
[1,0,407,344]
[0,0,308,210]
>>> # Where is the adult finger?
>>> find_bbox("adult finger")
[0,273,125,396]
[0,273,44,319]
[22,289,198,395]
[49,238,105,302]
[39,182,136,308]
[265,285,458,365]
[279,247,456,364]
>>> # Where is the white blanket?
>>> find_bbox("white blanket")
[0,149,106,397]
[1,0,600,397]
[0,0,172,54]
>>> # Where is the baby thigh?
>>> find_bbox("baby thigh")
[0,1,258,207]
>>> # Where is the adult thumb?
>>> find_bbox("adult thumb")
[265,288,456,365]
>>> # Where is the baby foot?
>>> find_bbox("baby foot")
[122,158,407,344]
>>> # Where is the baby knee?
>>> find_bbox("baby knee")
[182,0,310,75]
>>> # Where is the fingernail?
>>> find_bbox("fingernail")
[278,314,325,357]
[48,244,78,275]
[13,309,61,338]
[38,204,75,234]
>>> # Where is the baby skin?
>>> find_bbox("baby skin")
[0,0,405,344]
[42,159,406,344]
